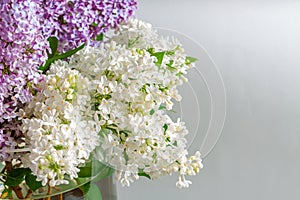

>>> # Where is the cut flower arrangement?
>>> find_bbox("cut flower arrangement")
[0,0,203,199]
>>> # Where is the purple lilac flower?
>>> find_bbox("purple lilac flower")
[0,0,47,123]
[0,120,23,162]
[42,0,137,51]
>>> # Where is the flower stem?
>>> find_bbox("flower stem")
[4,161,12,172]
[25,189,33,199]
[5,148,30,153]
[45,185,52,200]
[12,185,24,199]
[4,162,24,199]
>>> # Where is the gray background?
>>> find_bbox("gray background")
[118,1,300,199]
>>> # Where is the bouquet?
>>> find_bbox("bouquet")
[0,1,203,199]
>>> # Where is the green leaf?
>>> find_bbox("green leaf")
[5,175,20,185]
[81,183,102,200]
[185,56,198,64]
[56,42,85,59]
[173,140,178,146]
[40,43,85,72]
[163,124,168,133]
[96,33,104,41]
[91,22,98,27]
[149,109,155,115]
[152,52,165,67]
[78,160,113,180]
[78,162,93,178]
[79,182,91,195]
[158,105,166,110]
[53,145,65,150]
[147,48,155,54]
[5,168,30,186]
[47,37,59,58]
[25,173,43,191]
[138,171,151,179]
[166,60,177,71]
[166,50,175,56]
[9,168,30,176]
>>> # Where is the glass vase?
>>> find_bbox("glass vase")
[47,176,117,200]
[26,160,117,200]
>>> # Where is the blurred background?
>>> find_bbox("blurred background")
[118,1,300,199]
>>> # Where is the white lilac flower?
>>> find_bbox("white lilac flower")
[68,18,202,188]
[20,64,100,186]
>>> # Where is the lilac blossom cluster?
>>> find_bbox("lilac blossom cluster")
[0,1,46,123]
[0,0,137,161]
[42,0,138,51]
